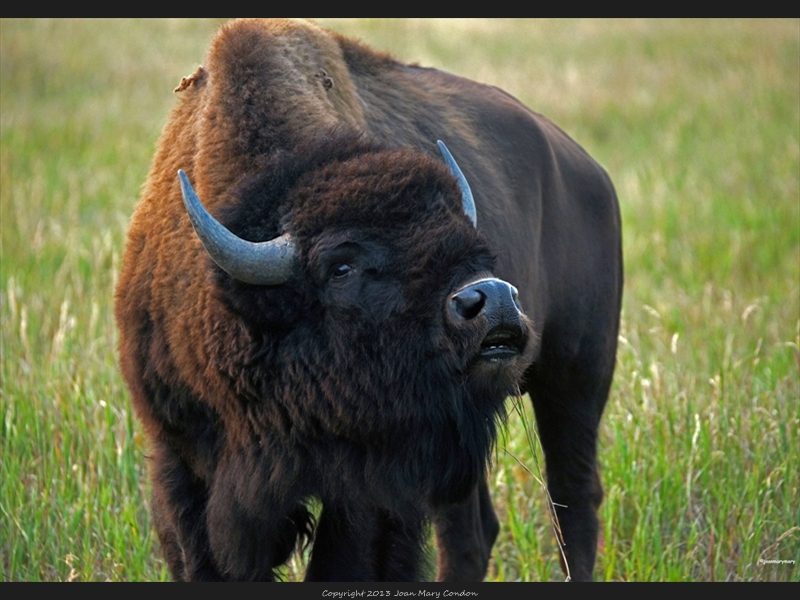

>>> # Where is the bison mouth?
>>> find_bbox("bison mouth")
[479,324,528,361]
[448,276,531,364]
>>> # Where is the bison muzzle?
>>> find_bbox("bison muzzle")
[115,18,622,582]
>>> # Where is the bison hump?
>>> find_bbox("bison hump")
[197,19,368,168]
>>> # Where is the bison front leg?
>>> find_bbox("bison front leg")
[205,454,312,581]
[149,442,224,581]
[433,477,499,581]
[305,503,426,581]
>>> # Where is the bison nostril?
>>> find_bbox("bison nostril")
[510,285,520,309]
[451,288,486,320]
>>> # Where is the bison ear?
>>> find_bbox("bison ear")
[178,170,298,286]
[437,140,477,228]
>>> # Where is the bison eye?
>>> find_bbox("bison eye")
[331,263,352,279]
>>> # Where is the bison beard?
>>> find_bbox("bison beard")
[116,18,622,582]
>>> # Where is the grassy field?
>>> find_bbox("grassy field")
[1,19,797,582]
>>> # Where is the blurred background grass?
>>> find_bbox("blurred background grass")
[1,19,797,581]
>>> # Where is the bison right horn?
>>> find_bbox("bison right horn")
[437,140,477,228]
[178,170,298,285]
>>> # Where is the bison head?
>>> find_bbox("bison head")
[179,132,533,506]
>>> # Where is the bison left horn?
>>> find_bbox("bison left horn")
[437,140,477,228]
[178,170,298,285]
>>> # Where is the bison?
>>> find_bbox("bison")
[115,18,622,582]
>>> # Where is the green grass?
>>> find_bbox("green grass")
[1,18,798,582]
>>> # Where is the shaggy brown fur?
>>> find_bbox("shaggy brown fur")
[116,18,622,582]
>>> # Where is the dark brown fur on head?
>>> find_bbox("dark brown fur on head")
[210,130,516,503]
